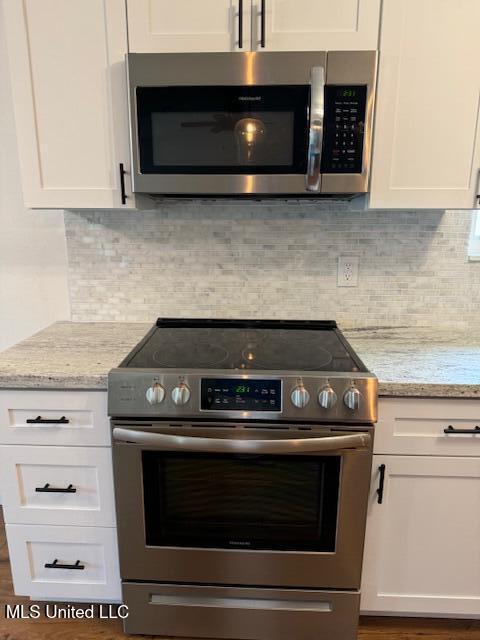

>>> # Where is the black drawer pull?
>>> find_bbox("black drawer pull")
[444,425,480,435]
[26,415,69,424]
[44,559,85,570]
[376,464,386,504]
[35,483,76,494]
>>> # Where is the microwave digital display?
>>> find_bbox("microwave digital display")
[201,378,282,411]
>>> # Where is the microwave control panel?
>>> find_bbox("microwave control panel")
[321,85,367,174]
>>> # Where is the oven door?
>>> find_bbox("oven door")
[112,423,372,590]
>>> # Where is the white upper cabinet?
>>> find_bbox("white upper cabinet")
[126,0,380,53]
[370,0,480,209]
[127,0,247,52]
[254,0,380,51]
[3,0,133,209]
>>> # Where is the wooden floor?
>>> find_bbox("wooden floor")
[1,509,479,640]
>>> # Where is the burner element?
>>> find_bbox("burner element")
[242,337,333,370]
[153,343,228,368]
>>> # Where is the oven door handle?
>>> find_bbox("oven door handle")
[112,428,370,454]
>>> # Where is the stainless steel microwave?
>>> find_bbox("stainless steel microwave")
[127,51,377,197]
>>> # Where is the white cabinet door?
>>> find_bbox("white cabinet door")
[127,0,248,52]
[361,455,480,616]
[370,0,480,209]
[3,0,133,209]
[252,0,380,51]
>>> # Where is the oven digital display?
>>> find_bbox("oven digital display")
[201,378,282,412]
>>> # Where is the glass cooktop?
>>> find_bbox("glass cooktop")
[121,319,367,373]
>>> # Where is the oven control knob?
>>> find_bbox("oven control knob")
[172,383,191,406]
[318,385,337,410]
[145,383,165,405]
[291,385,310,409]
[344,387,361,411]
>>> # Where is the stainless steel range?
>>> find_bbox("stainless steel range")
[109,319,377,639]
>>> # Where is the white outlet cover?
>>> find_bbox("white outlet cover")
[337,256,359,287]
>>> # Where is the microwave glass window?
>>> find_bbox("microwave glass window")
[151,111,294,167]
[142,452,340,552]
[136,85,309,175]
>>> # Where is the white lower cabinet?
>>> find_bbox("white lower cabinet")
[374,398,480,458]
[0,445,116,527]
[0,388,120,602]
[0,389,110,447]
[361,455,480,617]
[6,524,121,602]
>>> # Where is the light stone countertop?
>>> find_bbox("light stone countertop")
[0,322,478,398]
[344,326,480,398]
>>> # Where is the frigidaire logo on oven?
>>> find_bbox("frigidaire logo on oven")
[229,540,251,546]
[238,96,262,101]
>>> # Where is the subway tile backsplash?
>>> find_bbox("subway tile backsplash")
[64,204,479,329]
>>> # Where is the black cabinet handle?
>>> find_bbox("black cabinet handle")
[45,559,85,570]
[260,0,266,48]
[376,464,386,504]
[444,425,480,435]
[119,162,127,205]
[35,483,76,494]
[26,416,69,424]
[238,0,243,48]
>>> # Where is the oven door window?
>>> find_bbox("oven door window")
[142,452,340,551]
[136,86,309,175]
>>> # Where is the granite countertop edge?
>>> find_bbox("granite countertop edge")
[0,322,478,399]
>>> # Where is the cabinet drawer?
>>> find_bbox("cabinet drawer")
[375,398,480,456]
[0,390,109,446]
[6,524,121,602]
[0,445,115,526]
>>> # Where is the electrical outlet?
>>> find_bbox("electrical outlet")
[337,256,359,287]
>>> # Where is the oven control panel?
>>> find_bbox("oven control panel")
[108,371,378,423]
[321,85,367,174]
[201,378,282,412]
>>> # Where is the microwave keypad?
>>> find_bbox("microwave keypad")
[321,85,367,174]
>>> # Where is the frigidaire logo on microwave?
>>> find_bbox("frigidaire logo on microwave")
[238,96,262,101]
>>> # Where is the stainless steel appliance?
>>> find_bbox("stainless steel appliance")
[127,51,377,197]
[109,319,377,639]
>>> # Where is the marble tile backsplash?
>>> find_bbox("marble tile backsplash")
[64,204,480,329]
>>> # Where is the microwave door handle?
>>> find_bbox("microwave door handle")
[306,66,325,192]
[112,427,370,454]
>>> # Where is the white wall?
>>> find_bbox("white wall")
[0,2,70,353]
